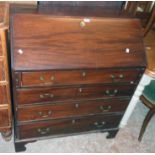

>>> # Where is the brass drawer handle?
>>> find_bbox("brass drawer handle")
[38,110,52,118]
[94,121,105,128]
[110,74,124,82]
[111,74,115,79]
[40,93,54,99]
[37,127,50,135]
[40,76,44,81]
[50,76,55,81]
[100,105,111,112]
[39,76,55,81]
[105,89,118,96]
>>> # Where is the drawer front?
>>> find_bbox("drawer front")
[18,114,122,139]
[17,85,134,105]
[19,69,142,87]
[17,98,129,122]
[0,60,5,81]
[0,86,7,104]
[0,108,9,128]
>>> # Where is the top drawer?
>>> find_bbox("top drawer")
[16,68,143,87]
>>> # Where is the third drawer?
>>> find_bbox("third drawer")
[17,98,129,122]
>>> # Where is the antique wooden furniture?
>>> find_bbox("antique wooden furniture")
[0,2,12,141]
[138,27,155,141]
[10,9,146,151]
[138,80,155,141]
[123,1,155,36]
[143,6,155,36]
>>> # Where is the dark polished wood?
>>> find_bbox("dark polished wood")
[16,85,135,105]
[17,98,129,122]
[106,129,119,139]
[10,5,147,151]
[18,114,122,139]
[18,69,143,87]
[14,140,36,152]
[11,14,146,71]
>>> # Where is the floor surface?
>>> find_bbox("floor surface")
[0,100,155,153]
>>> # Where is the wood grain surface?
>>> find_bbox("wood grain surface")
[18,114,122,139]
[19,69,143,87]
[11,14,146,70]
[17,98,129,122]
[16,84,134,105]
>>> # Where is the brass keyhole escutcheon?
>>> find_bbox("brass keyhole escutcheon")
[40,76,44,81]
[50,76,55,81]
[82,71,86,77]
[80,21,86,27]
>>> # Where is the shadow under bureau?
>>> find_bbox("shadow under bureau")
[10,14,146,152]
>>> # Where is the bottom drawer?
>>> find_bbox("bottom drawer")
[18,114,122,139]
[0,108,9,128]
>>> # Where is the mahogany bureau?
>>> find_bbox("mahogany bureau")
[10,13,146,152]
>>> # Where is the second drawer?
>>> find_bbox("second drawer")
[17,98,129,122]
[16,84,135,105]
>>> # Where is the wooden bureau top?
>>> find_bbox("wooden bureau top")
[11,14,146,71]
